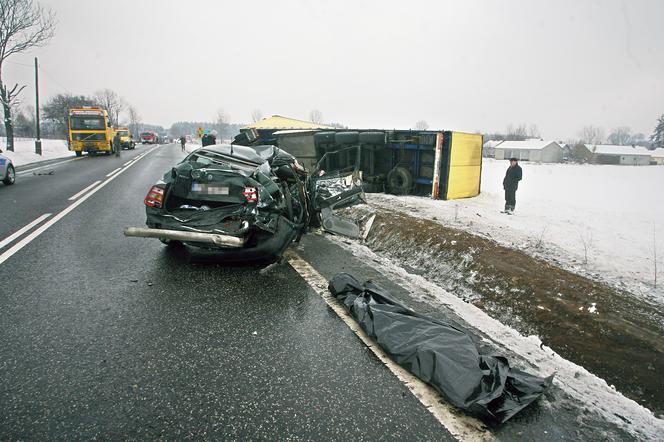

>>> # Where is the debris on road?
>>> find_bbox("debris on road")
[328,273,553,424]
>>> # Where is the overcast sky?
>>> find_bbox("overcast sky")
[5,0,664,139]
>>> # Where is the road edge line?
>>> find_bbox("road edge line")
[0,146,160,265]
[286,251,494,442]
[0,213,52,250]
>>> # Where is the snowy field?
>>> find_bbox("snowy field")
[369,159,664,306]
[0,137,73,166]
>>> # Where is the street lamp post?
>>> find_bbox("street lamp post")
[34,57,42,155]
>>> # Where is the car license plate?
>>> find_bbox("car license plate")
[191,183,229,195]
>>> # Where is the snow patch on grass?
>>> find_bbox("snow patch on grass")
[0,137,73,166]
[330,235,664,439]
[369,159,664,306]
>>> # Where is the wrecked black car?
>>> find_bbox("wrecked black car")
[124,144,367,262]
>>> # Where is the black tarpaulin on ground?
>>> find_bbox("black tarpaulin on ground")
[328,273,554,424]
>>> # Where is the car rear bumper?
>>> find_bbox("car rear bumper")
[138,213,299,262]
[124,227,246,248]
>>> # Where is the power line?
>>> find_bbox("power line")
[38,65,71,94]
[4,60,33,68]
[4,59,71,94]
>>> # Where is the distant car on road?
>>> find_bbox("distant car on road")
[125,144,367,262]
[0,148,16,186]
[115,127,135,150]
[140,131,158,144]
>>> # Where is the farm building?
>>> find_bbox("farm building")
[482,139,503,158]
[586,144,652,165]
[650,148,664,165]
[493,140,564,163]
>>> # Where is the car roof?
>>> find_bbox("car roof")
[201,144,281,164]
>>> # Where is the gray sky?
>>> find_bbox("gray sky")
[5,0,664,139]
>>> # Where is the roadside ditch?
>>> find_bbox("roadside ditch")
[343,204,664,417]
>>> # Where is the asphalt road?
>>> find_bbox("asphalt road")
[0,144,454,440]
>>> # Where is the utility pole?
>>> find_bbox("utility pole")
[34,57,42,155]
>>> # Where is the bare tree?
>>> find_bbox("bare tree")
[94,89,126,126]
[127,105,141,136]
[251,109,263,123]
[578,125,605,145]
[214,108,229,138]
[528,124,541,139]
[0,0,56,150]
[414,120,429,130]
[653,223,658,288]
[42,93,94,138]
[215,108,229,126]
[505,123,527,141]
[309,109,323,124]
[607,126,632,145]
[577,229,593,265]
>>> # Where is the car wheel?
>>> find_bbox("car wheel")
[75,151,82,157]
[387,166,412,195]
[3,164,15,185]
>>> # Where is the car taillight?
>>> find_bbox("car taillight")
[144,185,165,208]
[243,186,258,203]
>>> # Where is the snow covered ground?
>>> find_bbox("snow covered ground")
[369,159,664,306]
[0,137,74,166]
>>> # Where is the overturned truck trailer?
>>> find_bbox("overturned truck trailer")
[269,129,483,200]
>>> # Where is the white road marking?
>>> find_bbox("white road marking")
[286,251,494,442]
[106,167,122,177]
[123,160,132,166]
[68,180,101,201]
[0,145,160,266]
[0,213,52,250]
[17,157,83,175]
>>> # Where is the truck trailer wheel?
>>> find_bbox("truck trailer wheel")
[75,151,82,157]
[387,166,413,195]
[359,131,385,145]
[335,131,360,145]
[314,131,336,145]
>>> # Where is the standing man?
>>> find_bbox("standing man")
[502,157,522,214]
[180,135,186,152]
[113,131,121,157]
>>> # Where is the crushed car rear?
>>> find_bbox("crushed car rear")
[126,144,309,261]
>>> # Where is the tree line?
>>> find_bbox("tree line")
[0,90,151,140]
[483,117,664,149]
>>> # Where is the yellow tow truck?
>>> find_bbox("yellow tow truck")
[114,127,135,150]
[68,107,116,156]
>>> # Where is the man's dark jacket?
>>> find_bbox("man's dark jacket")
[503,164,523,190]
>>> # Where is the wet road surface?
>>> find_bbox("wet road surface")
[0,144,452,440]
[0,142,649,440]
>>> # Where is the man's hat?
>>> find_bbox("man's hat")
[509,157,518,161]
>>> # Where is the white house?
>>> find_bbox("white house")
[586,144,652,166]
[482,139,503,158]
[650,148,664,165]
[493,140,564,163]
